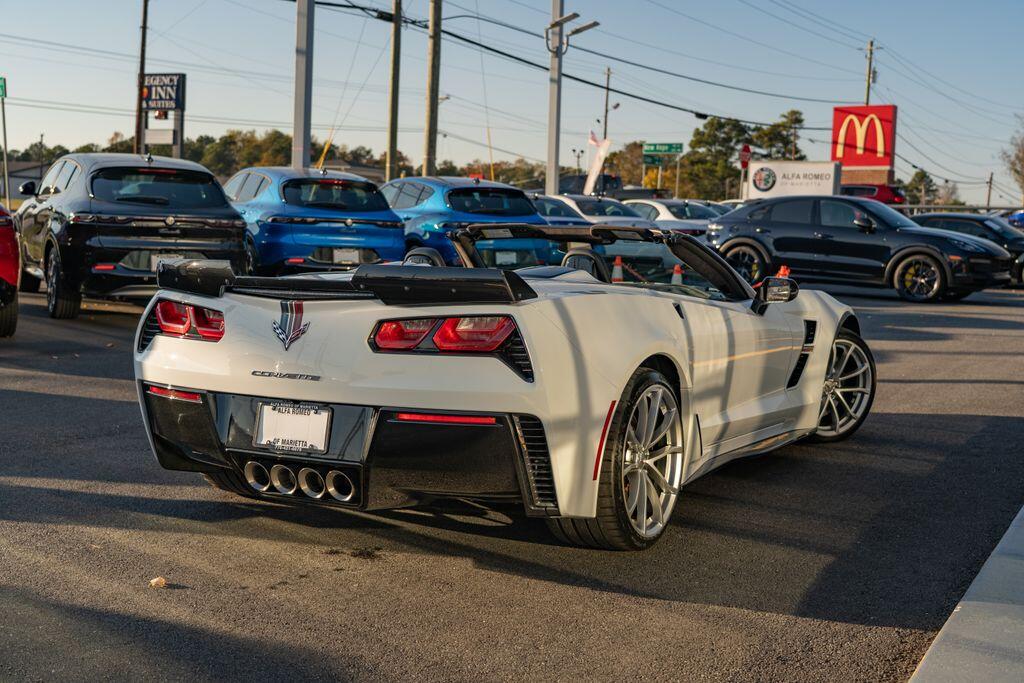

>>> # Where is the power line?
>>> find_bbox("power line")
[732,0,863,51]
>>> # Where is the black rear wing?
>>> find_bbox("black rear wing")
[156,260,537,304]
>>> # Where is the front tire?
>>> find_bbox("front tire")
[809,329,876,442]
[546,367,684,550]
[46,249,81,319]
[893,254,945,303]
[0,292,17,337]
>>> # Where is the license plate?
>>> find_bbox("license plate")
[495,250,517,266]
[150,253,184,271]
[254,402,332,453]
[332,248,360,264]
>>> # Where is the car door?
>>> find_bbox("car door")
[23,161,66,266]
[815,198,890,282]
[761,198,820,275]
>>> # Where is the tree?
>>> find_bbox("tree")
[679,117,751,199]
[935,180,964,206]
[104,132,134,153]
[605,141,645,185]
[751,110,806,160]
[1002,116,1024,204]
[904,169,937,204]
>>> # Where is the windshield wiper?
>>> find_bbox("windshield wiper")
[114,195,170,205]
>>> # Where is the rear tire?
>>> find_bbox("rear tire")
[723,244,768,284]
[46,249,81,319]
[19,272,41,293]
[893,254,945,303]
[546,367,684,551]
[0,292,17,337]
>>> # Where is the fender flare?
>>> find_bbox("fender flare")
[883,246,952,288]
[837,310,861,336]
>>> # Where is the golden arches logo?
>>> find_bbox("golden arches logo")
[835,113,885,158]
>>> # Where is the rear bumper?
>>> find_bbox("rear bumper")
[254,230,406,274]
[139,382,560,516]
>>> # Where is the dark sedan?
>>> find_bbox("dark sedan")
[15,153,245,318]
[705,195,1013,302]
[914,212,1024,284]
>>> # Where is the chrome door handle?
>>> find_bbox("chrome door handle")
[814,232,834,239]
[755,227,771,233]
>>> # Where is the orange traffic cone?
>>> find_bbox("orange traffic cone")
[671,263,683,285]
[776,264,791,278]
[611,255,624,283]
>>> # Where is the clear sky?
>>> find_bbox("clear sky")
[2,0,1021,203]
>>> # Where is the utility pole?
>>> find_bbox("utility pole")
[133,0,150,154]
[986,172,994,209]
[422,0,442,176]
[864,39,874,106]
[602,67,611,139]
[292,0,315,169]
[1,77,9,210]
[385,0,402,181]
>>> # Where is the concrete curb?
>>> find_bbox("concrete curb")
[911,505,1024,682]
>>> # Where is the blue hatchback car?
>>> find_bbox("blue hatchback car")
[223,167,405,275]
[379,176,553,267]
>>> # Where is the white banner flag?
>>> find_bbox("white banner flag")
[583,131,611,195]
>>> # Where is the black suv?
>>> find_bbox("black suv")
[706,195,1013,302]
[914,212,1024,285]
[15,153,245,318]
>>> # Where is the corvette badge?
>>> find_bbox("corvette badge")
[272,300,310,350]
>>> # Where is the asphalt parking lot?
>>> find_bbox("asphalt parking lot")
[1,287,1022,682]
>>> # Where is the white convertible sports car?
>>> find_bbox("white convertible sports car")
[133,224,876,550]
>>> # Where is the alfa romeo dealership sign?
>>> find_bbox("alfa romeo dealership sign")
[746,161,841,198]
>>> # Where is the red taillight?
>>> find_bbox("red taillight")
[151,300,225,341]
[93,263,117,271]
[432,316,514,352]
[286,257,305,264]
[155,300,191,335]
[395,412,496,426]
[192,307,225,341]
[374,318,435,350]
[146,385,203,403]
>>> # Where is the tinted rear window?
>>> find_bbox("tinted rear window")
[575,199,641,217]
[667,203,718,220]
[447,188,535,216]
[282,179,389,211]
[91,167,228,209]
[534,197,581,218]
[770,200,814,223]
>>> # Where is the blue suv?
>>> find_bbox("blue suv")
[224,167,405,275]
[380,176,551,266]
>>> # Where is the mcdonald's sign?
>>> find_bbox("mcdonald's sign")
[831,105,896,169]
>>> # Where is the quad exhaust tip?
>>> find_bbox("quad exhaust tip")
[298,467,326,499]
[270,464,298,495]
[244,461,271,492]
[325,470,355,503]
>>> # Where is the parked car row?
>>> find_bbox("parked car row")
[2,151,1020,340]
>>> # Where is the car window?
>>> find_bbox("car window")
[984,217,1024,240]
[222,173,247,201]
[235,173,262,202]
[251,176,269,199]
[61,163,80,191]
[630,203,658,220]
[447,188,535,216]
[574,198,641,217]
[38,161,65,196]
[598,240,730,301]
[769,199,814,224]
[668,203,717,220]
[52,162,77,194]
[819,199,870,228]
[390,183,421,210]
[281,178,390,211]
[746,205,770,221]
[941,219,993,240]
[534,196,580,218]
[411,183,434,206]
[379,183,400,205]
[841,186,874,197]
[91,167,230,208]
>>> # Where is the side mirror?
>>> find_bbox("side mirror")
[752,276,799,314]
[18,181,37,197]
[853,216,875,233]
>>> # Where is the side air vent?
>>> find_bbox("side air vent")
[499,330,534,382]
[137,311,161,351]
[803,320,817,346]
[787,353,809,388]
[514,416,558,513]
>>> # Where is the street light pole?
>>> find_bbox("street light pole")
[133,0,149,154]
[292,0,315,169]
[544,7,598,195]
[385,0,402,181]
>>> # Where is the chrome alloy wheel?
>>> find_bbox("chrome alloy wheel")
[899,258,941,300]
[622,385,684,539]
[817,337,873,438]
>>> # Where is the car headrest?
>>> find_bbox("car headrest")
[560,247,611,283]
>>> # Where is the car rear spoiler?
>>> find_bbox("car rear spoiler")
[156,260,537,304]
